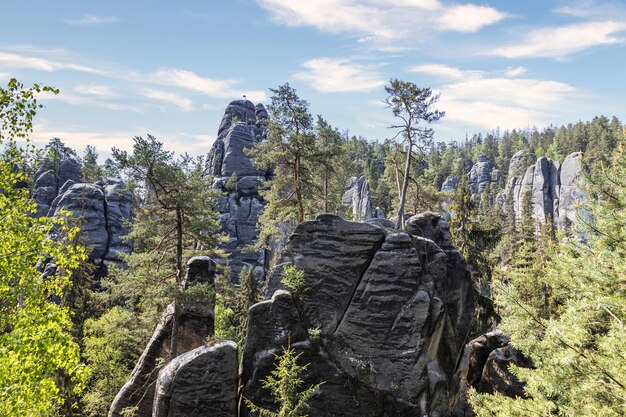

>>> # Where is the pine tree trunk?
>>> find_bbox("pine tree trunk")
[169,207,184,360]
[324,175,329,213]
[295,155,304,222]
[395,137,412,230]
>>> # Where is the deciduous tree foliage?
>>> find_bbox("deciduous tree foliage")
[0,79,87,416]
[471,142,626,417]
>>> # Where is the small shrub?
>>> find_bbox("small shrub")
[244,343,323,417]
[281,265,305,294]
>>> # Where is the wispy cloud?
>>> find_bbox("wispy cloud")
[490,21,626,59]
[410,64,579,131]
[0,50,104,74]
[140,88,194,112]
[31,125,216,158]
[152,68,267,102]
[73,84,114,97]
[41,90,143,113]
[256,0,507,49]
[294,58,385,93]
[64,15,121,26]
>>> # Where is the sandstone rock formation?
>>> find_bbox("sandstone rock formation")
[153,340,238,417]
[48,179,132,262]
[109,257,217,417]
[243,214,474,416]
[451,330,529,416]
[441,175,460,193]
[31,151,133,263]
[207,99,270,281]
[342,175,373,220]
[33,157,82,216]
[498,152,587,229]
[468,155,502,196]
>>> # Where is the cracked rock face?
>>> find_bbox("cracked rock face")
[244,214,474,417]
[207,100,270,282]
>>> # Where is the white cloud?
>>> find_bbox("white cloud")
[491,21,626,59]
[256,0,507,48]
[0,51,104,74]
[64,15,121,26]
[152,68,267,102]
[140,89,194,112]
[438,4,508,33]
[294,58,385,93]
[410,64,579,131]
[73,84,114,96]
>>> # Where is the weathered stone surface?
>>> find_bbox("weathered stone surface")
[531,157,559,224]
[109,261,217,417]
[184,256,216,285]
[558,152,587,228]
[48,180,132,261]
[342,175,373,220]
[477,345,527,398]
[50,183,109,259]
[441,175,460,193]
[104,179,133,260]
[508,150,535,178]
[244,214,473,417]
[217,99,259,138]
[221,123,267,178]
[450,330,528,416]
[153,340,238,417]
[501,151,587,230]
[469,155,495,195]
[208,100,270,282]
[33,157,82,216]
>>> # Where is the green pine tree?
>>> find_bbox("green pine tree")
[245,344,323,417]
[471,142,626,417]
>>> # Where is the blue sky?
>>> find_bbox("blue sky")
[1,0,625,159]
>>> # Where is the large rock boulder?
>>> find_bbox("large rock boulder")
[450,330,528,416]
[243,214,474,416]
[109,257,217,417]
[342,175,373,220]
[153,340,238,417]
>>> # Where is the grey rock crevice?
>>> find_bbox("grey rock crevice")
[331,234,385,335]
